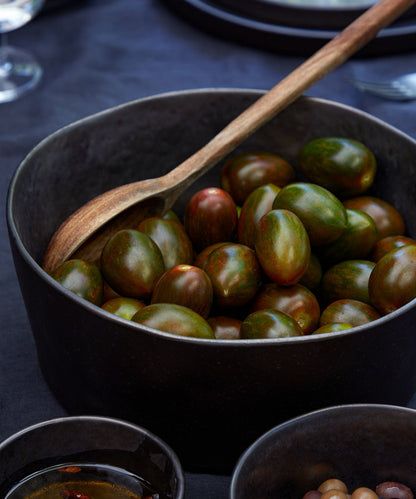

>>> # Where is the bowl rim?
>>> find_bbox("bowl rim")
[7,87,416,346]
[229,402,416,497]
[0,414,185,498]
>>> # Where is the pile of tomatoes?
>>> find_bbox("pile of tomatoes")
[50,137,416,340]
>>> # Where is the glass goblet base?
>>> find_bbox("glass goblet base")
[0,44,42,103]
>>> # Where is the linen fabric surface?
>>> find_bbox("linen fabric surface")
[1,1,416,497]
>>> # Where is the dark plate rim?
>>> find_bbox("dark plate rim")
[162,0,416,55]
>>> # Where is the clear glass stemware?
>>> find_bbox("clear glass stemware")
[0,0,45,103]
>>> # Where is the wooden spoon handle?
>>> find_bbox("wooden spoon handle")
[165,0,416,191]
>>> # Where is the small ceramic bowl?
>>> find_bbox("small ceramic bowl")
[230,404,416,499]
[0,415,184,498]
[7,89,416,472]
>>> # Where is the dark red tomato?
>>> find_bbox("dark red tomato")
[101,229,165,300]
[255,209,311,285]
[370,235,416,262]
[299,253,322,291]
[102,280,121,302]
[194,242,229,268]
[272,182,347,246]
[250,283,320,334]
[318,209,378,266]
[101,297,146,320]
[238,183,280,248]
[320,299,380,327]
[202,243,262,308]
[220,151,295,205]
[369,245,416,315]
[51,259,103,305]
[151,264,213,318]
[240,309,303,339]
[320,259,375,305]
[343,195,405,241]
[208,316,242,339]
[184,187,238,251]
[312,322,353,335]
[137,217,194,270]
[131,303,214,339]
[298,137,376,198]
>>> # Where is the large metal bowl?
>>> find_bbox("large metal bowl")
[7,89,416,473]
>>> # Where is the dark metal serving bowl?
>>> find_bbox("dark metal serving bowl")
[230,404,416,498]
[6,89,416,473]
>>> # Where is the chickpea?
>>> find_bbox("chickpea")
[318,479,348,494]
[351,487,378,499]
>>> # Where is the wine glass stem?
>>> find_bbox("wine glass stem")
[0,33,8,69]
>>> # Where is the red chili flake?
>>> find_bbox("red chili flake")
[57,466,82,473]
[60,490,90,499]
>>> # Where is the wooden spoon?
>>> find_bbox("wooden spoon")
[42,0,416,273]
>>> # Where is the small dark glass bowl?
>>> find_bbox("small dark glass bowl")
[0,415,184,499]
[230,404,416,498]
[7,89,416,473]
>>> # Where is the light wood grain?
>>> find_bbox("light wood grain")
[42,0,416,273]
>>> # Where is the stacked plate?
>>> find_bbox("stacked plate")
[162,0,416,56]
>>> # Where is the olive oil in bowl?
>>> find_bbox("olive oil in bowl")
[5,462,159,499]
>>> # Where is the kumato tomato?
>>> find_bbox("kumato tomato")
[202,243,262,308]
[272,182,348,246]
[312,323,353,335]
[318,208,378,265]
[102,280,121,302]
[220,151,295,205]
[298,137,376,198]
[50,259,104,305]
[238,183,280,248]
[371,235,416,262]
[184,187,238,251]
[131,303,215,339]
[343,195,405,241]
[241,309,303,339]
[208,316,242,339]
[250,282,320,334]
[194,242,229,268]
[369,245,416,315]
[299,253,322,291]
[320,260,375,305]
[320,299,380,327]
[101,297,145,320]
[101,229,165,300]
[255,209,310,285]
[137,216,194,270]
[51,139,414,340]
[151,264,213,318]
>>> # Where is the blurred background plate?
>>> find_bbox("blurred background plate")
[211,0,380,29]
[161,0,416,55]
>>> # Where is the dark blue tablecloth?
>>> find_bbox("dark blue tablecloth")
[2,1,416,497]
